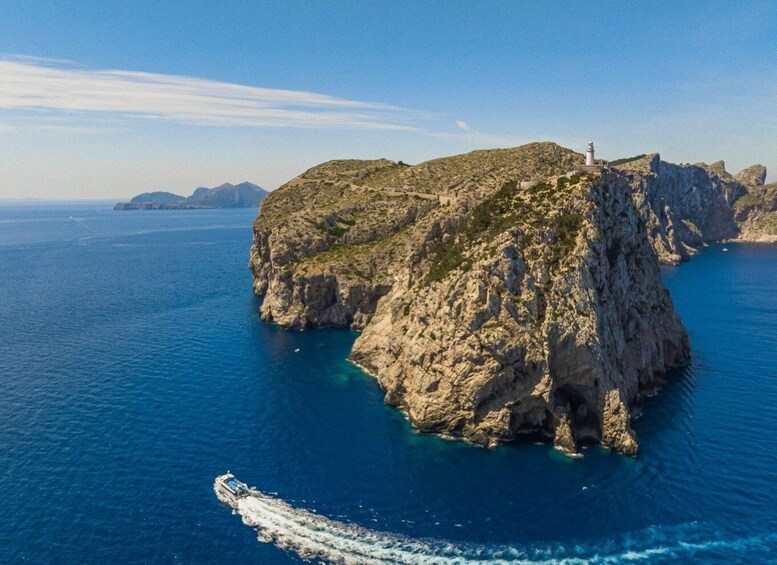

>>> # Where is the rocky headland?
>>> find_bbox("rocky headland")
[115,181,268,210]
[249,142,771,455]
[611,154,775,261]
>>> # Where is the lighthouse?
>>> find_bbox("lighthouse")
[585,141,595,166]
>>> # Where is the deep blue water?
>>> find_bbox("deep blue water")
[1,203,777,563]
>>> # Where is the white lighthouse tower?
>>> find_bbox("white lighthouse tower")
[585,141,595,166]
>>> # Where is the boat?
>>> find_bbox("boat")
[214,472,249,506]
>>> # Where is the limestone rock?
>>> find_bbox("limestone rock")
[250,143,691,455]
[734,181,777,243]
[735,164,767,187]
[350,171,689,455]
[614,156,777,251]
[615,154,746,263]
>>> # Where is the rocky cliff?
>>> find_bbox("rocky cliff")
[731,167,777,243]
[249,143,691,455]
[613,155,775,261]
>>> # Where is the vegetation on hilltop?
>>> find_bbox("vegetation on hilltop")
[253,143,586,281]
[610,154,648,167]
[427,175,591,284]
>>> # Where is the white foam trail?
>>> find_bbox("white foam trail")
[218,486,777,564]
[236,494,484,564]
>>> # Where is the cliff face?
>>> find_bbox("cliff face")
[250,145,582,329]
[615,155,775,259]
[615,155,746,263]
[249,143,690,454]
[350,172,689,454]
[731,167,777,242]
[248,158,438,329]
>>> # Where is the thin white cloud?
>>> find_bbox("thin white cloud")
[455,120,469,131]
[0,57,425,131]
[4,54,77,66]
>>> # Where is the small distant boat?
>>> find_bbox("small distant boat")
[294,348,300,352]
[723,248,728,252]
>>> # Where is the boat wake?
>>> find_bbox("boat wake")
[220,486,777,564]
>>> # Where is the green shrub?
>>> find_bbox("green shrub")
[307,219,350,237]
[547,213,584,266]
[557,213,584,241]
[325,226,348,237]
[733,194,760,210]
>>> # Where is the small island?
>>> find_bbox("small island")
[115,181,268,210]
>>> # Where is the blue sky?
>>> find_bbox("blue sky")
[1,1,776,198]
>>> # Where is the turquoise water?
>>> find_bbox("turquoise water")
[1,203,776,563]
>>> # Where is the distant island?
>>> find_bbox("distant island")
[114,182,268,210]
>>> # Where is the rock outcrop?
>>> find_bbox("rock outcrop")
[613,155,745,263]
[350,171,689,454]
[614,155,776,257]
[735,164,767,188]
[249,143,691,455]
[728,166,777,243]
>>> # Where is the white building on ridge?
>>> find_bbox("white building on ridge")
[585,141,595,166]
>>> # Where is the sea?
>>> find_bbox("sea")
[1,202,776,564]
